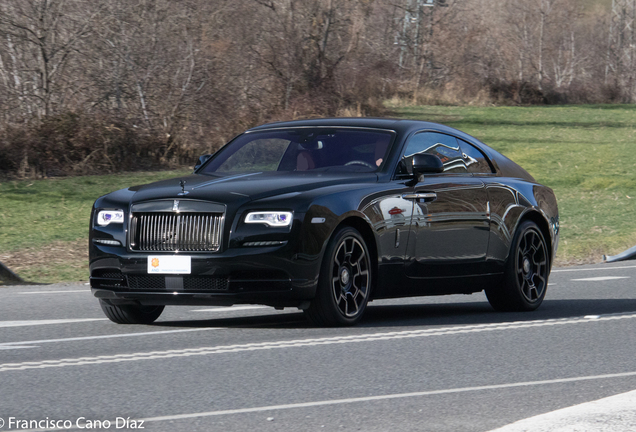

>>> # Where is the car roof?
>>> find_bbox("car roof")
[248,117,444,135]
[248,117,483,148]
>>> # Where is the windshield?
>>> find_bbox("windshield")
[199,128,394,175]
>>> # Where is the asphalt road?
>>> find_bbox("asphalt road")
[1,262,636,432]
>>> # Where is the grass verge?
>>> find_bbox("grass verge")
[0,169,191,284]
[3,104,636,283]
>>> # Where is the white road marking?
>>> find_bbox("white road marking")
[0,345,38,350]
[17,373,636,432]
[18,290,87,295]
[0,327,222,349]
[136,373,636,426]
[489,389,636,432]
[191,306,269,313]
[2,312,636,372]
[553,265,636,273]
[571,276,630,282]
[0,318,107,328]
[26,371,635,431]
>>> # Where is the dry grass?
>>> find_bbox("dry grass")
[1,239,87,272]
[0,169,191,284]
[388,80,495,108]
[0,239,88,284]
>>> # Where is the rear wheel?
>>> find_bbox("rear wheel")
[305,226,371,326]
[486,220,549,312]
[99,299,164,324]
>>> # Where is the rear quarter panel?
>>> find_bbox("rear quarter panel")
[484,178,559,268]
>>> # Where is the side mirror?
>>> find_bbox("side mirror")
[412,153,444,175]
[194,154,212,171]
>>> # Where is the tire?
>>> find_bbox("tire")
[99,299,164,324]
[486,220,549,312]
[305,226,372,326]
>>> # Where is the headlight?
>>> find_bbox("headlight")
[245,211,293,227]
[97,210,124,226]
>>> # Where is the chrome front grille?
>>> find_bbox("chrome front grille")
[130,212,223,252]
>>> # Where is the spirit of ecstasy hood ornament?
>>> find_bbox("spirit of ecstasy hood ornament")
[178,179,189,196]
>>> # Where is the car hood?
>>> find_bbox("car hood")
[129,171,378,205]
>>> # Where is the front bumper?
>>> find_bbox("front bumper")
[89,243,320,308]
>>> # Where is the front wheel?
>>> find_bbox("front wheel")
[99,299,164,324]
[305,226,372,326]
[486,220,549,312]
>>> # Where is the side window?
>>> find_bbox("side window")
[401,132,467,174]
[457,139,494,174]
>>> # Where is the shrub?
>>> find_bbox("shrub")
[0,113,200,179]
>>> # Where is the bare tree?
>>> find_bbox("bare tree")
[250,0,370,113]
[0,0,101,119]
[0,0,631,179]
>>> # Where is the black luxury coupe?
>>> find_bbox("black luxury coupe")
[89,118,559,326]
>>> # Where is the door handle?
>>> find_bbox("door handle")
[402,193,437,202]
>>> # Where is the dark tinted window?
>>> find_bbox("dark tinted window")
[457,139,494,174]
[216,138,288,172]
[200,128,394,174]
[401,132,466,174]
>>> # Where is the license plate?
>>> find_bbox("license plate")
[147,256,191,274]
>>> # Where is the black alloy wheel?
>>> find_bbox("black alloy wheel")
[99,299,165,324]
[305,226,372,326]
[486,220,549,312]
